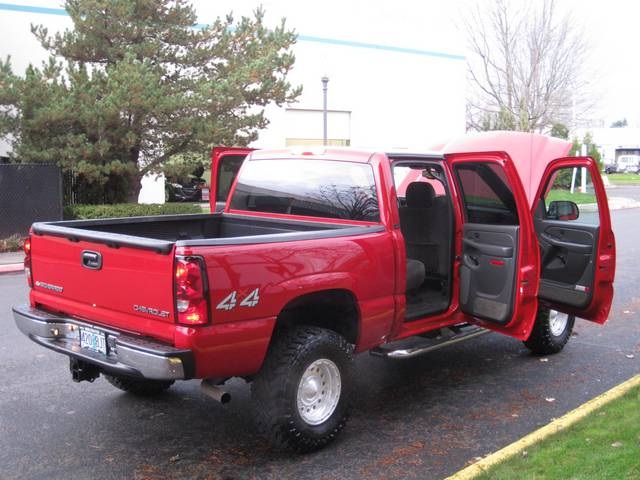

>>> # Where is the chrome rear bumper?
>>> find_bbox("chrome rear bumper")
[13,304,193,380]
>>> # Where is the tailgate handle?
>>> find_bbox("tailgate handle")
[81,250,102,270]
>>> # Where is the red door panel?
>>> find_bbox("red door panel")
[210,147,254,212]
[445,151,539,340]
[532,157,615,324]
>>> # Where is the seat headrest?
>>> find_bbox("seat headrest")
[406,182,435,207]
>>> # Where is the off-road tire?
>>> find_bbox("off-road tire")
[104,374,174,396]
[252,326,353,452]
[524,307,575,355]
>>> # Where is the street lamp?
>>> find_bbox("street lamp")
[321,76,329,146]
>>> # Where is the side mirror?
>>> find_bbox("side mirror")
[547,200,579,221]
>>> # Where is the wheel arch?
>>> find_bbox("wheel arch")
[274,288,360,346]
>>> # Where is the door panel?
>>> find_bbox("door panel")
[445,152,539,340]
[533,158,616,323]
[537,222,599,308]
[460,224,519,324]
[210,147,254,212]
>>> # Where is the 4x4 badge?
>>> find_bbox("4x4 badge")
[216,288,260,311]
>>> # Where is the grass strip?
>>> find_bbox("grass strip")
[473,384,640,480]
[606,173,640,185]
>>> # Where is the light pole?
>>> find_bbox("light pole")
[321,76,329,146]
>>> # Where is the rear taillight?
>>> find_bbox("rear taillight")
[23,237,33,288]
[174,256,209,326]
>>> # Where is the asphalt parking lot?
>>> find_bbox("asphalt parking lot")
[0,208,638,480]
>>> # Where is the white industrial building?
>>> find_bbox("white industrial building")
[0,1,467,158]
[574,127,640,167]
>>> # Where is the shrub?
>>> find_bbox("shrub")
[63,203,203,220]
[0,234,24,253]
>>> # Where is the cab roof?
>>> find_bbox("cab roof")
[250,147,376,163]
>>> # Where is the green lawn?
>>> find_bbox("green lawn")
[546,189,596,204]
[605,173,640,185]
[475,385,640,480]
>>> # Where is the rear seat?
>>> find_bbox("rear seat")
[399,182,449,284]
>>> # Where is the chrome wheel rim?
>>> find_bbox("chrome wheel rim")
[549,310,569,337]
[296,358,341,425]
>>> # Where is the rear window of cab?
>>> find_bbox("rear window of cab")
[229,158,380,222]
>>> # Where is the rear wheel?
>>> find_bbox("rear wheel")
[252,326,353,452]
[524,308,575,355]
[104,374,174,396]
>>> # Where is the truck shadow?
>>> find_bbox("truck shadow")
[93,331,556,480]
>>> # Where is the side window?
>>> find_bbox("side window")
[454,163,519,225]
[543,167,599,225]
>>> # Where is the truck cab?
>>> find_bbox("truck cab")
[210,132,615,345]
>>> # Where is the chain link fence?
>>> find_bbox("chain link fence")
[0,164,63,237]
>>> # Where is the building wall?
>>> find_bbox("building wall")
[0,1,467,153]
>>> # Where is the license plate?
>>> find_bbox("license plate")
[79,327,107,355]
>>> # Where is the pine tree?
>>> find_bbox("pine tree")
[0,0,301,201]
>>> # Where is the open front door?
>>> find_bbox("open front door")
[446,152,539,340]
[533,157,616,324]
[210,147,254,212]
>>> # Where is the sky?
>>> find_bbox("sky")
[0,0,638,127]
[555,0,640,127]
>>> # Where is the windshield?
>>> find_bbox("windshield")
[229,159,380,222]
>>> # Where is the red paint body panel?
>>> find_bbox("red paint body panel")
[176,229,396,354]
[174,317,277,378]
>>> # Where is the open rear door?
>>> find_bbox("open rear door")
[446,152,539,340]
[210,147,254,212]
[533,157,615,324]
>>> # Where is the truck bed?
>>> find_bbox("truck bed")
[32,213,382,254]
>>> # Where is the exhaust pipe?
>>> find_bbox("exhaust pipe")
[201,379,231,404]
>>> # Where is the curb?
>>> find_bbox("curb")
[0,264,23,274]
[446,374,640,480]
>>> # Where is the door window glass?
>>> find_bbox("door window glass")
[216,155,246,202]
[454,163,519,225]
[543,167,599,225]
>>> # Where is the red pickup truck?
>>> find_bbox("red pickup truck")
[14,131,615,452]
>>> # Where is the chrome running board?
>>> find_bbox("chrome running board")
[370,326,489,359]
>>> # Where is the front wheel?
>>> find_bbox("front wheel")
[252,326,353,452]
[524,308,575,355]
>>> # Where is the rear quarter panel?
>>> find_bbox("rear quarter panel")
[180,229,396,359]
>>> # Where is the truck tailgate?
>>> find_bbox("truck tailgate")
[30,234,176,340]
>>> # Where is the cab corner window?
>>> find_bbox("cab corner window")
[543,167,599,226]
